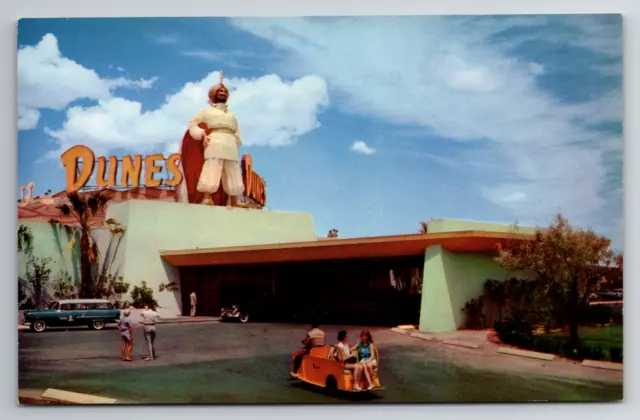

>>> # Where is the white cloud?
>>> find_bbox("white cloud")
[564,15,622,58]
[44,71,329,158]
[231,16,622,244]
[106,76,159,90]
[182,50,256,61]
[18,33,157,127]
[153,35,179,45]
[528,62,545,76]
[18,106,40,130]
[350,141,376,155]
[182,51,223,61]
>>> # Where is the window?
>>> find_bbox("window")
[49,302,59,310]
[91,303,112,309]
[60,304,75,311]
[76,303,90,310]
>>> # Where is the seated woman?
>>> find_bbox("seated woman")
[351,330,378,391]
[335,330,358,365]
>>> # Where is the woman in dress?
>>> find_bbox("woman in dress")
[351,329,377,391]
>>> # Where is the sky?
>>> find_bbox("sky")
[17,15,623,250]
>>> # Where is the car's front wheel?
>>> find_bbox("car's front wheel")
[89,320,105,330]
[31,320,47,333]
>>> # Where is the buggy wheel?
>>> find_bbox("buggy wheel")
[325,375,338,396]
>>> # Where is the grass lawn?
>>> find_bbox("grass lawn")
[539,325,623,362]
[547,325,622,350]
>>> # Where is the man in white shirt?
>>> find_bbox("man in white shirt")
[140,305,161,361]
[190,291,197,317]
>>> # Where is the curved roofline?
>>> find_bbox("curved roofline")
[160,230,534,267]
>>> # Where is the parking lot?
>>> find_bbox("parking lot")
[19,322,623,404]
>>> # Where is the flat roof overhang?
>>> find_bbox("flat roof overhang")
[159,231,533,267]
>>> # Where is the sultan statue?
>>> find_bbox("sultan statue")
[176,71,244,207]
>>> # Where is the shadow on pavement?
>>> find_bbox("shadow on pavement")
[289,381,382,402]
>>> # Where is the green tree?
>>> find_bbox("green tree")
[96,274,131,305]
[52,270,76,300]
[110,276,131,305]
[495,214,620,352]
[21,256,52,309]
[130,281,159,308]
[57,190,111,298]
[17,224,34,253]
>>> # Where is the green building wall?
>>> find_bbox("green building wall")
[418,219,536,332]
[18,206,537,329]
[426,218,537,235]
[105,200,318,317]
[18,220,81,287]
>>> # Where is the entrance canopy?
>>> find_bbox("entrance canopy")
[160,231,532,267]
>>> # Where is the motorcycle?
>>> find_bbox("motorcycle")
[220,305,250,323]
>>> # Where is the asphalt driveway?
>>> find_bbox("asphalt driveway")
[18,322,623,404]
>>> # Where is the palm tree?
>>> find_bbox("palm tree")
[95,218,127,298]
[419,221,429,234]
[57,190,111,298]
[17,224,34,253]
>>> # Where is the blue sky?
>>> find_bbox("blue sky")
[17,15,623,249]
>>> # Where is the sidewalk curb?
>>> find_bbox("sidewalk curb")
[497,347,556,361]
[443,339,482,349]
[581,360,623,371]
[398,328,482,349]
[41,388,117,404]
[409,332,434,341]
[156,318,220,325]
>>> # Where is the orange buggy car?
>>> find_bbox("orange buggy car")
[290,345,384,393]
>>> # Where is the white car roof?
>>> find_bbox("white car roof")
[57,299,111,304]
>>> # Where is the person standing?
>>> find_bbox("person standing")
[117,309,134,362]
[190,291,197,317]
[140,305,161,361]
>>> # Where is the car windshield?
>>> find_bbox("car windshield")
[48,302,59,310]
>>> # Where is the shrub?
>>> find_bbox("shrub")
[532,336,555,354]
[559,342,580,360]
[609,347,623,363]
[494,317,534,348]
[581,346,606,361]
[130,281,158,308]
[462,297,486,329]
[584,305,614,325]
[612,312,623,325]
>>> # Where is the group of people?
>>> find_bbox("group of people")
[335,329,377,391]
[117,305,161,362]
[291,324,379,391]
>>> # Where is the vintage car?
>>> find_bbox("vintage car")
[290,345,384,394]
[22,299,121,333]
